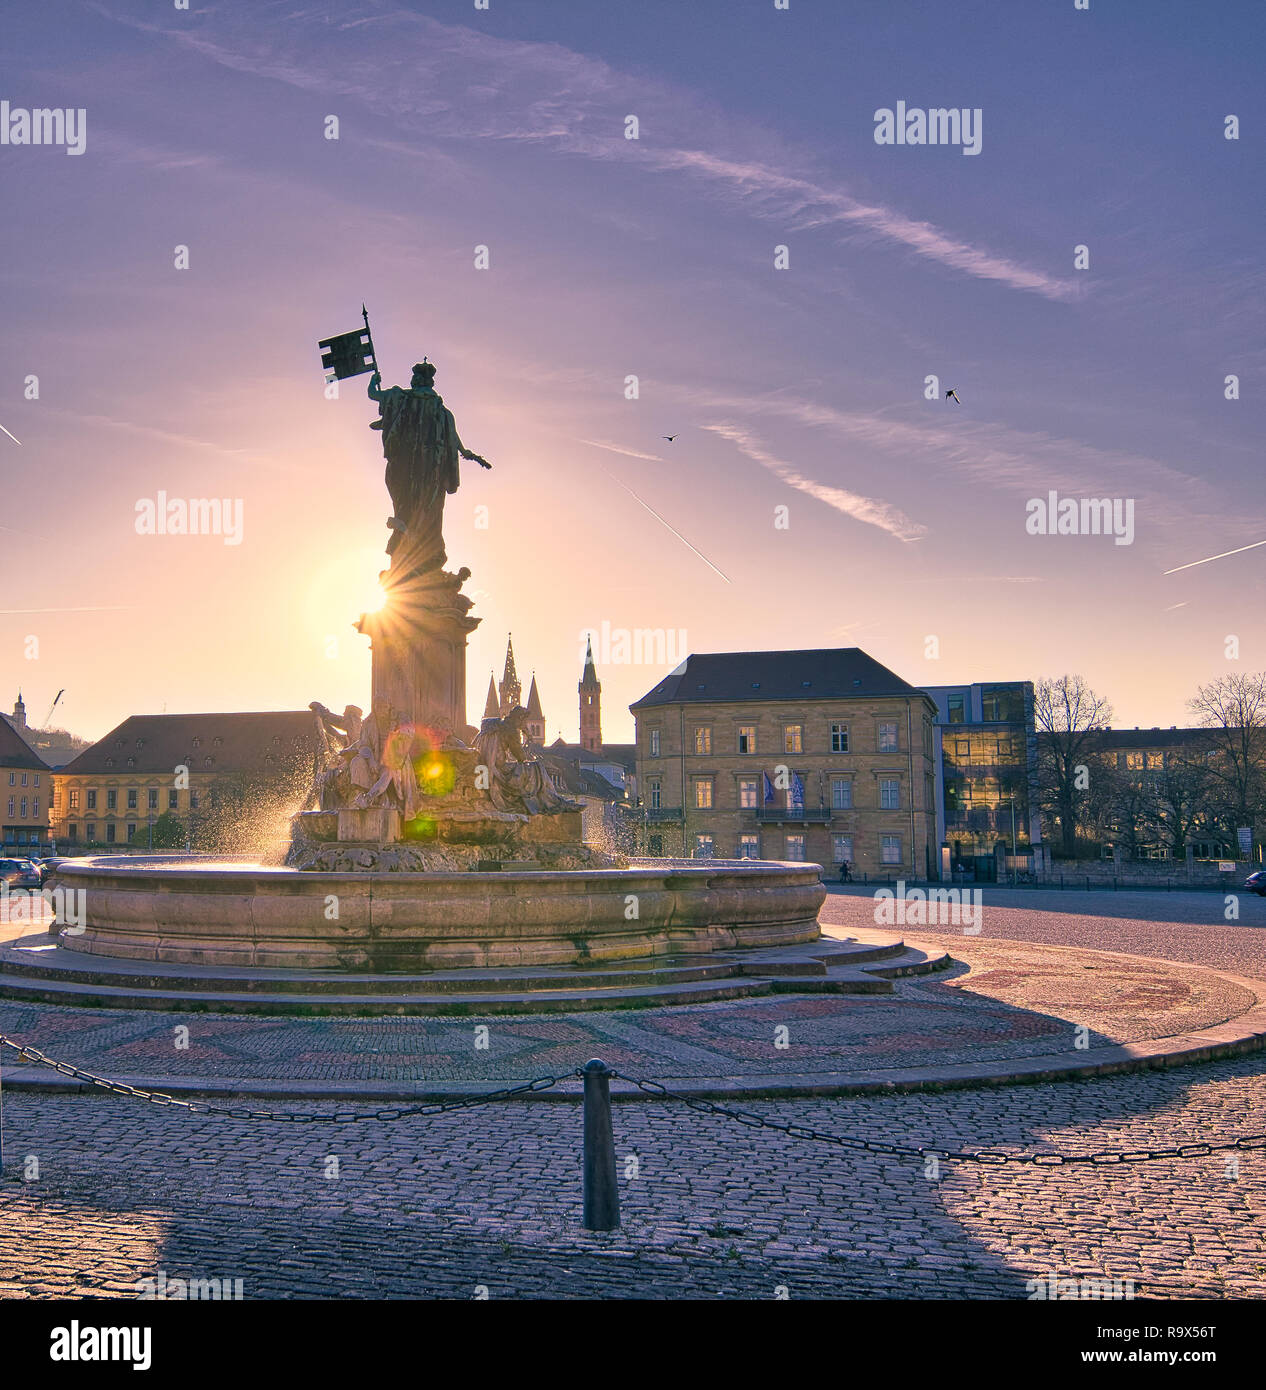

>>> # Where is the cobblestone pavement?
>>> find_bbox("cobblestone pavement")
[0,1053,1262,1299]
[823,884,1266,980]
[1,890,1264,1298]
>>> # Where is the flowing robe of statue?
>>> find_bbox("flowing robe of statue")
[370,365,488,578]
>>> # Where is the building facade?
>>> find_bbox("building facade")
[632,648,939,875]
[52,711,322,851]
[1,714,52,848]
[923,680,1041,874]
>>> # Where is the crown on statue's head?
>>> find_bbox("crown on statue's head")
[412,361,436,381]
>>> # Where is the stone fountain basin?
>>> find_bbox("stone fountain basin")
[50,856,825,971]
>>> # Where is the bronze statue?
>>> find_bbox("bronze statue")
[369,362,490,578]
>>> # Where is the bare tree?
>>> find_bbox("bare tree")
[1034,675,1114,858]
[1188,673,1266,847]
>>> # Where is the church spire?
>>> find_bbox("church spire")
[579,636,602,752]
[498,633,521,714]
[524,672,545,745]
[483,672,500,721]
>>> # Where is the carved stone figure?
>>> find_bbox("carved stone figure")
[474,707,576,816]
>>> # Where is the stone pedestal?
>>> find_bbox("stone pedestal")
[356,565,479,735]
[338,806,401,843]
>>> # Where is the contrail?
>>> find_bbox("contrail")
[1163,539,1266,574]
[0,421,21,445]
[0,605,137,614]
[601,470,731,583]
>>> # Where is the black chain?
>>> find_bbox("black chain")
[5,1032,1265,1163]
[610,1070,1266,1166]
[0,1033,570,1122]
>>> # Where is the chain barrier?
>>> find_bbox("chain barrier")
[0,1033,571,1122]
[4,1031,1265,1165]
[609,1070,1266,1167]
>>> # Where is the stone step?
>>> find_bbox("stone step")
[766,970,894,995]
[0,948,742,996]
[0,969,776,1016]
[859,946,953,978]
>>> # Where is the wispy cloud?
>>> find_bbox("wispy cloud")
[93,1,1074,301]
[704,422,927,543]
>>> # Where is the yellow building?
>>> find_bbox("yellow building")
[52,711,321,852]
[632,648,939,877]
[1,714,52,849]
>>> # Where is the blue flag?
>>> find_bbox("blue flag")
[789,772,804,809]
[762,771,775,804]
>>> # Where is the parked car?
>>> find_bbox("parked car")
[0,858,41,888]
[1244,870,1266,898]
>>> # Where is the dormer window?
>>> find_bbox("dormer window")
[105,757,115,768]
[213,737,223,748]
[126,757,135,767]
[192,737,201,749]
[135,738,145,748]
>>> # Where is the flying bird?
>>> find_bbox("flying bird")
[945,390,961,405]
[663,435,677,442]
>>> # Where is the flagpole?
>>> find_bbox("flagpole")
[362,303,379,379]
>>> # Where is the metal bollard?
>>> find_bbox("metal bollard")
[581,1058,620,1231]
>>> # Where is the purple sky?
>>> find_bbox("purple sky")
[2,0,1263,743]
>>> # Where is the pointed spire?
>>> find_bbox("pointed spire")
[483,673,500,721]
[499,632,521,713]
[580,634,600,690]
[525,673,543,718]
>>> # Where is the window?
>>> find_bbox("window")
[190,791,200,810]
[6,798,12,816]
[127,790,137,810]
[737,725,757,754]
[33,797,39,815]
[647,834,663,855]
[20,773,27,787]
[947,694,965,724]
[69,789,80,810]
[878,722,898,752]
[954,739,970,757]
[148,789,159,810]
[739,778,758,809]
[738,834,760,859]
[68,824,77,842]
[694,778,713,809]
[6,772,12,785]
[784,724,802,754]
[648,728,661,758]
[20,798,27,817]
[87,789,97,809]
[33,774,39,787]
[126,823,136,842]
[832,834,853,864]
[831,778,852,810]
[107,789,117,810]
[881,835,901,865]
[107,823,116,843]
[168,790,178,810]
[830,723,849,752]
[693,727,712,755]
[85,822,96,842]
[784,834,806,861]
[694,834,714,859]
[647,779,662,810]
[880,778,900,810]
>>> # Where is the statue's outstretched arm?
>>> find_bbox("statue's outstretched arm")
[367,371,384,402]
[457,438,492,469]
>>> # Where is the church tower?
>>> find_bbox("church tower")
[524,674,545,746]
[11,692,26,732]
[498,634,521,715]
[482,673,500,723]
[579,637,601,752]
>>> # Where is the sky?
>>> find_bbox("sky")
[1,0,1263,745]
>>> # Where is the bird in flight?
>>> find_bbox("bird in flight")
[945,389,961,406]
[663,435,677,442]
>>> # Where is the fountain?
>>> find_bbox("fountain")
[33,340,830,996]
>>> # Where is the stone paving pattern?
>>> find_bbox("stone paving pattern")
[1,887,1264,1298]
